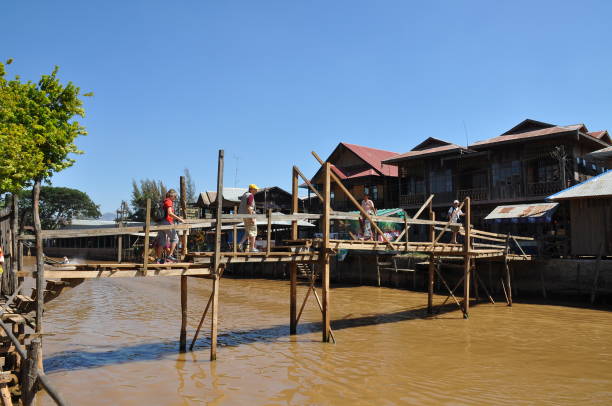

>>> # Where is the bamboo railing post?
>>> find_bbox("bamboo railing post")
[143,199,151,276]
[504,233,512,306]
[463,196,471,319]
[266,209,272,255]
[427,253,435,314]
[32,179,44,370]
[395,194,434,243]
[211,150,224,361]
[290,167,299,335]
[180,175,188,258]
[321,162,331,343]
[403,214,409,252]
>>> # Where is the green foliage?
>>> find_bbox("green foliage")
[0,60,91,193]
[131,179,167,221]
[184,168,197,203]
[19,186,101,229]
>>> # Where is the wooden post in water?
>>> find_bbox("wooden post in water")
[462,197,471,319]
[428,200,435,243]
[32,180,44,369]
[266,209,272,255]
[143,199,151,276]
[504,233,512,307]
[321,162,331,342]
[427,253,435,314]
[179,176,189,352]
[211,150,224,361]
[290,167,299,335]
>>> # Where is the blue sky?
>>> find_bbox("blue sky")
[3,0,612,213]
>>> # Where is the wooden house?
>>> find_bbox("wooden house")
[383,119,611,228]
[548,170,612,257]
[307,143,399,211]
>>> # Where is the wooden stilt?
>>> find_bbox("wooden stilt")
[321,162,331,343]
[475,270,495,304]
[434,266,465,314]
[179,275,188,352]
[590,242,604,304]
[505,258,512,307]
[290,167,299,335]
[463,197,471,319]
[210,150,224,361]
[143,199,151,276]
[32,180,44,369]
[427,254,435,314]
[473,260,480,301]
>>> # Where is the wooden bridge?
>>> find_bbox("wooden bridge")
[0,149,534,405]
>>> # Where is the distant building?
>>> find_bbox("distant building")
[307,142,399,211]
[196,186,294,215]
[382,119,611,229]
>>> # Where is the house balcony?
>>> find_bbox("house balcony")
[457,188,489,202]
[526,181,561,197]
[399,193,428,207]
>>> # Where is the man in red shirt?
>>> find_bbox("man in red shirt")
[155,189,185,263]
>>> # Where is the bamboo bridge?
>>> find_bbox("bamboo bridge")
[0,150,533,405]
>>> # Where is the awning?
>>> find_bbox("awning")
[484,203,559,224]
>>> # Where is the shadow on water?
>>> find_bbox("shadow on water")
[44,301,463,373]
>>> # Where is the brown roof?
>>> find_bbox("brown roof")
[383,143,469,164]
[470,124,591,149]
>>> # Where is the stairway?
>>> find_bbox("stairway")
[14,278,85,313]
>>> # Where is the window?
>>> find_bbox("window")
[365,186,378,200]
[430,169,452,193]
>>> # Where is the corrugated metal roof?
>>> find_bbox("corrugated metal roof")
[587,146,612,159]
[547,170,612,200]
[485,203,558,223]
[198,188,248,207]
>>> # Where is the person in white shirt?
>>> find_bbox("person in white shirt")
[448,200,464,244]
[361,194,376,240]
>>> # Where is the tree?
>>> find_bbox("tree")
[0,60,91,193]
[19,186,101,229]
[130,179,167,221]
[184,168,197,203]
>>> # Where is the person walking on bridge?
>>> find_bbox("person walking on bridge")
[238,184,259,252]
[361,193,377,240]
[155,189,185,263]
[448,199,464,244]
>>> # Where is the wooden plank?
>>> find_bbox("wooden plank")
[294,165,324,202]
[20,268,213,279]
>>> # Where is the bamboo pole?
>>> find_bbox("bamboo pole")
[294,165,324,202]
[504,233,512,307]
[312,151,395,250]
[290,167,299,335]
[32,180,44,370]
[180,175,188,258]
[11,194,19,288]
[463,197,471,319]
[321,162,331,343]
[179,275,188,352]
[143,199,151,276]
[210,149,224,361]
[266,209,272,256]
[395,194,434,242]
[427,253,435,314]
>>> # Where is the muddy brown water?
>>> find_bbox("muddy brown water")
[30,261,612,405]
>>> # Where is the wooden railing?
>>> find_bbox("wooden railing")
[399,193,428,207]
[457,188,489,201]
[526,181,561,197]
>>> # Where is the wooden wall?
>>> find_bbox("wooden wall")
[570,198,612,256]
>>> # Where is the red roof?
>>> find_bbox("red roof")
[383,143,469,164]
[589,131,607,139]
[339,143,399,177]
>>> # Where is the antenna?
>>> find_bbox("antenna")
[462,120,469,146]
[233,154,239,187]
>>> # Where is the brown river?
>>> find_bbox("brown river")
[34,270,612,405]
